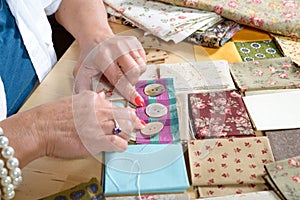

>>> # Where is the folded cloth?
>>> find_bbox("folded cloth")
[187,19,242,48]
[188,137,274,187]
[135,78,180,144]
[103,144,190,195]
[188,90,255,139]
[230,57,300,92]
[104,0,220,43]
[197,184,269,198]
[197,190,281,199]
[234,40,283,62]
[151,0,300,38]
[264,156,300,200]
[272,34,300,67]
[265,129,300,161]
[40,178,104,200]
[105,193,190,200]
[159,60,236,93]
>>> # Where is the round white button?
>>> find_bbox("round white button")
[146,103,168,118]
[141,122,164,136]
[144,83,165,96]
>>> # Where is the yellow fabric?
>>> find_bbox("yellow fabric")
[194,42,242,63]
[232,27,271,42]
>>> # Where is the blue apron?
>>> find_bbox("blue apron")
[0,0,38,116]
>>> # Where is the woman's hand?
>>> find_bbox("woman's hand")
[0,91,144,168]
[74,35,147,107]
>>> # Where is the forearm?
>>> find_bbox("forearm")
[0,110,46,168]
[55,0,114,53]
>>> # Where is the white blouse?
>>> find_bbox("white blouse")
[0,0,62,120]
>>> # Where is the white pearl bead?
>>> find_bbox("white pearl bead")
[12,176,22,187]
[2,183,14,194]
[0,127,3,135]
[9,167,21,179]
[1,176,12,187]
[0,136,9,148]
[0,159,5,169]
[0,167,8,178]
[3,190,15,199]
[2,146,14,159]
[6,157,19,169]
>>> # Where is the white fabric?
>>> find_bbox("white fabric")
[0,0,62,120]
[0,77,7,121]
[243,90,300,131]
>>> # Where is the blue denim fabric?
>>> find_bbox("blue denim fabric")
[0,0,38,116]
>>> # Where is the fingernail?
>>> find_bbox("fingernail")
[140,120,147,126]
[135,96,145,107]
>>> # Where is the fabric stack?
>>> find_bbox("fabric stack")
[104,0,241,47]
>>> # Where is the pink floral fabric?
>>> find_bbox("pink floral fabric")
[264,156,300,200]
[230,57,300,92]
[188,137,274,197]
[188,90,255,139]
[272,34,300,66]
[153,0,300,38]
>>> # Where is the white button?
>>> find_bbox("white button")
[146,103,168,118]
[144,83,165,96]
[141,122,164,136]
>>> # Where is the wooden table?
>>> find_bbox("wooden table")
[15,22,270,199]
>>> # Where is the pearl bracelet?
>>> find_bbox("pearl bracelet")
[0,127,22,200]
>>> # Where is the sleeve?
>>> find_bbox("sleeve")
[43,0,63,16]
[0,77,7,121]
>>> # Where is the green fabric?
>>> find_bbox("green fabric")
[234,40,282,62]
[230,57,300,92]
[265,156,300,200]
[40,178,104,200]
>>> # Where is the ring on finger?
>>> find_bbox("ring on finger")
[113,119,122,135]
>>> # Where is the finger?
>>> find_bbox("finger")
[104,135,128,152]
[104,63,145,106]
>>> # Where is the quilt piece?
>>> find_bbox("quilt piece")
[135,78,180,144]
[159,60,236,93]
[40,178,104,200]
[230,57,300,92]
[243,90,300,131]
[197,184,269,198]
[104,0,220,43]
[106,193,190,200]
[234,40,283,62]
[272,34,300,66]
[197,191,280,199]
[103,144,190,195]
[152,0,300,38]
[187,19,242,48]
[265,129,300,161]
[265,156,300,200]
[188,90,254,139]
[188,137,274,186]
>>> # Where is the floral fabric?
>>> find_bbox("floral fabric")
[264,156,300,200]
[188,137,274,196]
[188,90,254,139]
[106,193,190,200]
[40,178,104,200]
[152,0,300,38]
[272,34,300,66]
[230,57,300,92]
[196,191,281,199]
[234,40,283,62]
[188,19,242,48]
[266,129,300,161]
[159,60,236,93]
[104,0,220,43]
[197,184,269,198]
